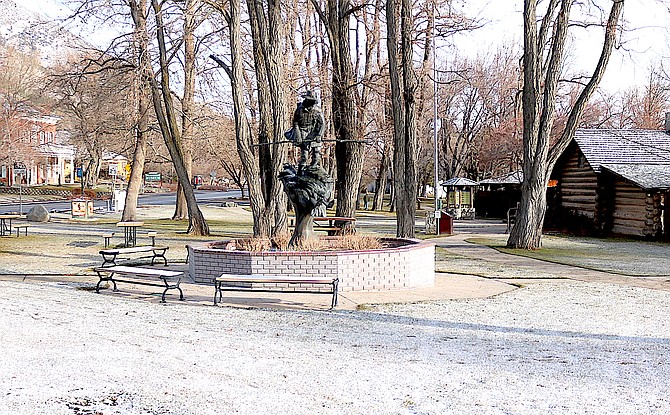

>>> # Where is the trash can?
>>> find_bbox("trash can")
[71,200,95,219]
[437,210,453,235]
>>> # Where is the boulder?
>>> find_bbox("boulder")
[26,205,50,222]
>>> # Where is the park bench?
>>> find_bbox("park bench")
[99,245,169,267]
[313,217,356,236]
[93,265,184,303]
[214,274,338,309]
[102,232,115,248]
[14,223,30,237]
[289,216,356,236]
[147,231,158,246]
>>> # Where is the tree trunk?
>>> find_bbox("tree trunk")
[173,0,198,221]
[122,0,150,222]
[148,0,208,235]
[210,0,288,238]
[122,93,149,222]
[386,0,417,237]
[507,0,624,249]
[246,0,289,237]
[173,184,188,220]
[308,0,365,230]
[372,148,390,211]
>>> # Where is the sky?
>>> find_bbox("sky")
[451,0,670,92]
[20,0,670,92]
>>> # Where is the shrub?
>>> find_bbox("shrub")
[233,234,382,252]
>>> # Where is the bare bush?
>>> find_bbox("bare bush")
[232,235,382,252]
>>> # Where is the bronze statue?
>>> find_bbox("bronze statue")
[279,90,333,247]
[285,90,324,169]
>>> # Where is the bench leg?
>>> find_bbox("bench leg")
[213,281,222,305]
[160,278,184,303]
[152,249,168,266]
[331,279,339,309]
[101,253,117,267]
[95,271,117,293]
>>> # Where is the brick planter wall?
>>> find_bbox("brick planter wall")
[187,238,435,292]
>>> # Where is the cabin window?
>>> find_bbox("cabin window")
[577,152,586,168]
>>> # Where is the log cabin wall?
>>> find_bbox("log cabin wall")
[644,191,663,238]
[610,179,648,237]
[558,146,599,221]
[664,191,670,239]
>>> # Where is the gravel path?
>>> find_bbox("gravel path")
[1,280,668,414]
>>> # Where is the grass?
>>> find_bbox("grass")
[466,234,670,277]
[434,246,562,279]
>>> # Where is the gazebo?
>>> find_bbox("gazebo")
[440,177,478,219]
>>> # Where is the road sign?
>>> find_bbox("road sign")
[108,164,118,176]
[145,172,161,181]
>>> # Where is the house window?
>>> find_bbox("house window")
[1,166,5,178]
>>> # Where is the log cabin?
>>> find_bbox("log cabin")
[549,128,670,239]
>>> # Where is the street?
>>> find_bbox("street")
[0,189,243,214]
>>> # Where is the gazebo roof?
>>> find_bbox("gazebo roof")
[440,177,478,187]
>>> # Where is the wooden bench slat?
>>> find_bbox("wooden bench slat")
[214,273,338,309]
[94,266,182,278]
[216,275,336,284]
[94,266,184,302]
[99,246,169,267]
[100,245,168,255]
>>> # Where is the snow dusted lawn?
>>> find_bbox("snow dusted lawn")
[1,280,669,414]
[468,235,670,276]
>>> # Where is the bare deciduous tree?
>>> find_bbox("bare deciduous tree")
[0,47,44,170]
[387,0,418,237]
[508,0,624,249]
[147,0,209,235]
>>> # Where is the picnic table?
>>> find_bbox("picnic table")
[0,214,21,237]
[116,221,144,247]
[312,216,356,236]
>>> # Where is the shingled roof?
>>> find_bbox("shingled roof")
[478,170,523,185]
[440,177,478,187]
[573,129,670,190]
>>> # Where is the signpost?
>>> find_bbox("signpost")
[13,163,27,215]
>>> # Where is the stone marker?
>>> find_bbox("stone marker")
[26,205,50,222]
